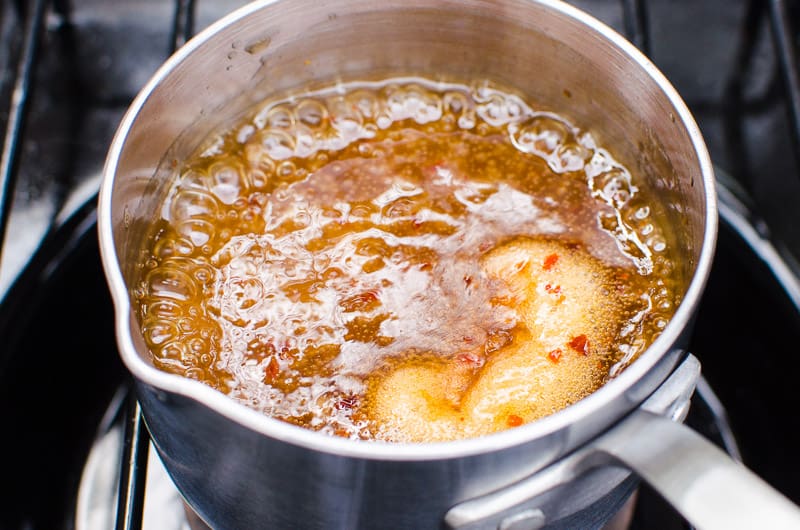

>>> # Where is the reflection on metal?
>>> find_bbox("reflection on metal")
[716,168,800,312]
[115,397,150,530]
[76,391,200,530]
[696,375,743,463]
[621,0,650,54]
[170,0,196,52]
[0,0,47,264]
[768,0,800,168]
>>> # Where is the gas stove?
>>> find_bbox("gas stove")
[1,1,800,529]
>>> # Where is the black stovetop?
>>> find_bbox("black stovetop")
[1,1,800,529]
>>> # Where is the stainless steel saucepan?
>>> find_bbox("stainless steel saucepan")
[98,0,800,528]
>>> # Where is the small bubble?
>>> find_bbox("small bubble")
[170,189,219,222]
[387,90,407,117]
[147,299,183,319]
[329,96,364,134]
[189,337,207,353]
[295,211,311,227]
[296,99,328,128]
[651,239,666,252]
[265,105,295,130]
[258,129,296,160]
[363,123,378,138]
[210,162,248,204]
[249,169,269,189]
[178,218,215,247]
[476,93,512,126]
[346,89,379,119]
[180,169,209,189]
[508,115,570,157]
[184,367,205,380]
[144,321,179,346]
[458,112,476,129]
[277,161,296,179]
[146,267,197,301]
[591,168,635,208]
[554,143,590,173]
[237,124,256,143]
[376,114,393,129]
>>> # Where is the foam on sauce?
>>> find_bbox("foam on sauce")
[135,78,679,441]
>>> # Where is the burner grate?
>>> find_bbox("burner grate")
[0,1,798,529]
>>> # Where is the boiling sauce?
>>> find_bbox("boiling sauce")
[135,79,679,441]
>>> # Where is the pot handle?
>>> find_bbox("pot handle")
[593,408,800,529]
[445,355,800,530]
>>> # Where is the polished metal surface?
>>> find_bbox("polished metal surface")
[593,412,800,530]
[78,355,700,530]
[99,0,719,528]
[445,355,701,530]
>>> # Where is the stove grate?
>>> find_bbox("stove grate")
[0,1,798,529]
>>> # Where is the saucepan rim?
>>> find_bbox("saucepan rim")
[98,0,718,461]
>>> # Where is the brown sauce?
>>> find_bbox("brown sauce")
[134,78,679,441]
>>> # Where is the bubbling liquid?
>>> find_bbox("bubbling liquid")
[134,78,680,441]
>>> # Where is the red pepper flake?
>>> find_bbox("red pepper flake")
[507,414,524,427]
[340,290,380,312]
[547,349,563,363]
[463,336,475,344]
[568,334,590,355]
[263,356,280,383]
[457,352,482,366]
[419,262,432,271]
[544,283,562,294]
[543,253,559,271]
[334,395,358,410]
[413,218,423,229]
[463,275,473,287]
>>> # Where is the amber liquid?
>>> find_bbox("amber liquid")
[134,79,679,440]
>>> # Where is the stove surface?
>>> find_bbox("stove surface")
[1,1,799,529]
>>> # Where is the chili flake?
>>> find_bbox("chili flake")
[335,395,359,410]
[547,349,563,363]
[544,283,562,294]
[568,334,590,355]
[507,414,524,427]
[543,253,559,270]
[263,356,280,383]
[457,352,483,366]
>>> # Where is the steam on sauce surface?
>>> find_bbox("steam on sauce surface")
[135,78,679,442]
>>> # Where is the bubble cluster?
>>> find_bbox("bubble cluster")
[136,77,681,438]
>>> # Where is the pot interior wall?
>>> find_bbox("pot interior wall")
[112,0,706,305]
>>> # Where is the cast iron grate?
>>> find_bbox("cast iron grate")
[0,1,797,529]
